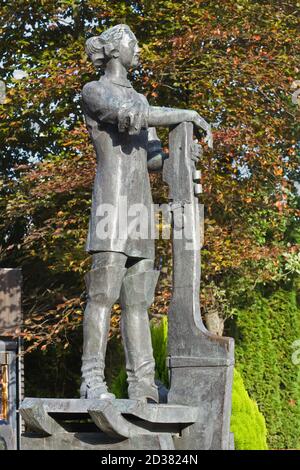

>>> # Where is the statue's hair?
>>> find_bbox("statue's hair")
[85,24,135,67]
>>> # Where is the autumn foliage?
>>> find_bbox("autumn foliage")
[0,0,299,345]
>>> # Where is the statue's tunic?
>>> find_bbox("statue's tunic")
[82,76,154,260]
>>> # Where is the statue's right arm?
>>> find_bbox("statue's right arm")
[82,82,120,125]
[82,82,148,135]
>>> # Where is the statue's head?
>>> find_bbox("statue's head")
[85,24,140,70]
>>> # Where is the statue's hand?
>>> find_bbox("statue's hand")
[190,111,213,149]
[118,100,149,135]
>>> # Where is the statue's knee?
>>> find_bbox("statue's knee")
[125,258,154,275]
[85,265,127,304]
[120,268,160,309]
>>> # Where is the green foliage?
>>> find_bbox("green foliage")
[233,286,300,449]
[111,367,128,399]
[231,369,268,450]
[25,331,82,398]
[151,316,169,387]
[110,317,169,398]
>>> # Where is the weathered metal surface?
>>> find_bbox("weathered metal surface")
[25,398,198,423]
[19,398,198,449]
[88,401,155,438]
[20,398,199,449]
[80,24,212,403]
[20,398,63,436]
[163,122,234,450]
[21,432,175,451]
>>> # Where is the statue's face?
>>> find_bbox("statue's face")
[118,30,140,69]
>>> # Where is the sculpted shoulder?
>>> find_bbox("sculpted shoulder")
[81,79,115,116]
[82,80,107,102]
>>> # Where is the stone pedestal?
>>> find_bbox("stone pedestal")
[20,398,199,450]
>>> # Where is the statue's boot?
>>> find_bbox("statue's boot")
[120,262,160,403]
[81,265,126,399]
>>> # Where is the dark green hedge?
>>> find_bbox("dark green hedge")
[234,287,300,449]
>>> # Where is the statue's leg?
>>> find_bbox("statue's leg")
[119,259,160,403]
[81,252,127,399]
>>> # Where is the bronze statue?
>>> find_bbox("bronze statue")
[81,24,212,402]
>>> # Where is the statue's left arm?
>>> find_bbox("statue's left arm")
[148,106,213,149]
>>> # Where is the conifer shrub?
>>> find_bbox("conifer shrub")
[231,369,268,450]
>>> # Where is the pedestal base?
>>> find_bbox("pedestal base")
[20,398,199,450]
